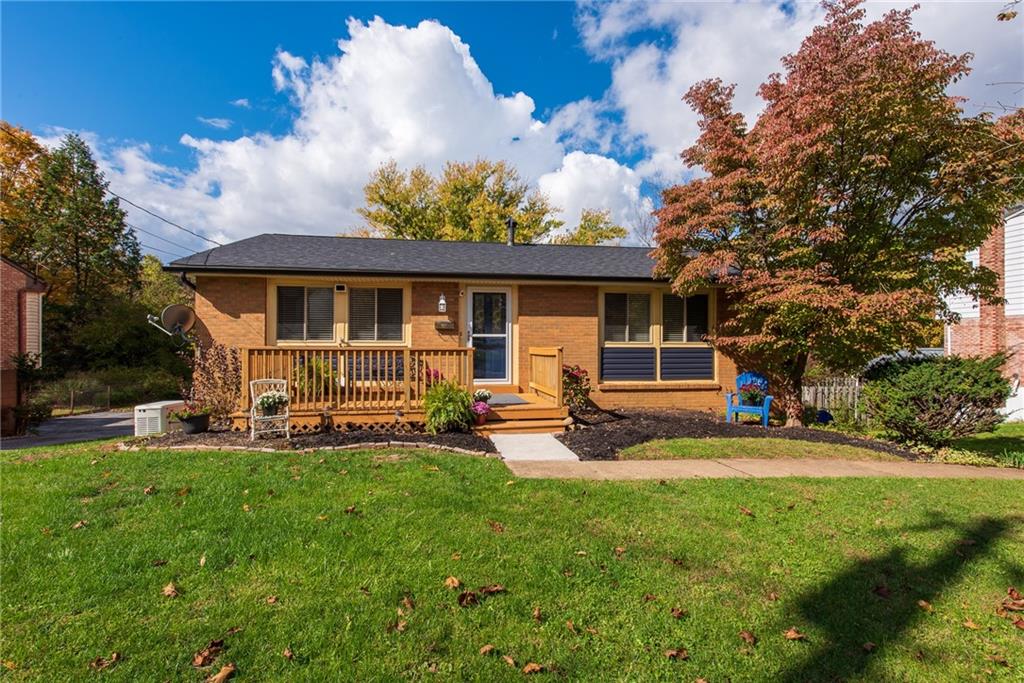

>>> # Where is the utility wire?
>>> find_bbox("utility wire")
[127,222,194,252]
[106,190,222,246]
[139,242,187,259]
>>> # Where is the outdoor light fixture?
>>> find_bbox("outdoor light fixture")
[438,293,447,313]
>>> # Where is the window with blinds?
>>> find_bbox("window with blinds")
[348,287,403,341]
[277,286,334,341]
[604,292,651,343]
[662,293,709,343]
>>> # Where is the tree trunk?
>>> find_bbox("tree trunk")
[780,352,809,428]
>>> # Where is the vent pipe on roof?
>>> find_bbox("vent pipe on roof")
[506,217,517,246]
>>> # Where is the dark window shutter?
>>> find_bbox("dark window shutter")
[277,286,305,340]
[376,288,403,341]
[305,287,334,341]
[349,288,376,341]
[627,293,651,342]
[604,293,627,342]
[662,294,685,342]
[685,294,709,342]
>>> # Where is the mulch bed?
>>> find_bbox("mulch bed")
[557,408,916,461]
[139,426,497,454]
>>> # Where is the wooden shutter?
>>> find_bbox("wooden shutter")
[277,286,305,340]
[305,287,334,341]
[376,288,403,341]
[349,288,376,341]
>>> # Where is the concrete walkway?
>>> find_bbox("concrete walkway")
[0,411,134,451]
[505,457,1024,480]
[491,433,580,462]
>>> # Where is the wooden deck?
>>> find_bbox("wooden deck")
[231,345,568,434]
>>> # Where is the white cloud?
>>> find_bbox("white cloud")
[229,98,250,108]
[196,116,233,130]
[83,16,636,247]
[538,151,652,243]
[576,1,1023,184]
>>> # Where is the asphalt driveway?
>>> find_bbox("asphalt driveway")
[1,411,134,450]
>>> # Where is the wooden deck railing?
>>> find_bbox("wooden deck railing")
[527,347,563,408]
[239,347,473,414]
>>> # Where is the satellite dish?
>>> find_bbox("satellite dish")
[147,304,196,338]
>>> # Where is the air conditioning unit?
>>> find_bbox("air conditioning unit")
[134,400,185,436]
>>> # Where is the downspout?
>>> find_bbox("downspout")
[179,271,197,291]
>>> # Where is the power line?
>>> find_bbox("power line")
[139,242,186,259]
[126,222,194,252]
[106,190,223,246]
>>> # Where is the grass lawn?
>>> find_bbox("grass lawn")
[953,423,1024,465]
[2,442,1023,681]
[619,437,902,462]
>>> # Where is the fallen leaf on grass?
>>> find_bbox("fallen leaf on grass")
[2,660,16,671]
[522,662,543,674]
[225,626,243,636]
[1003,587,1024,612]
[963,619,980,630]
[192,640,225,667]
[177,487,191,497]
[917,600,934,613]
[451,552,461,560]
[162,582,180,598]
[71,520,88,530]
[487,520,505,534]
[614,546,626,557]
[670,607,687,620]
[739,506,754,517]
[345,505,358,515]
[387,619,408,633]
[767,591,780,602]
[89,652,121,670]
[566,620,577,634]
[282,647,294,661]
[784,627,807,641]
[152,559,168,567]
[664,648,689,660]
[480,584,505,595]
[863,642,877,653]
[444,576,461,590]
[985,654,1009,667]
[479,644,495,656]
[458,591,479,607]
[501,655,516,667]
[642,593,657,603]
[575,550,587,556]
[739,630,757,645]
[143,486,156,495]
[242,504,251,513]
[207,662,236,682]
[532,606,542,622]
[266,595,278,605]
[1013,617,1024,630]
[401,595,415,612]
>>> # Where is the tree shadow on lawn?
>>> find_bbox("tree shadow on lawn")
[779,513,1023,683]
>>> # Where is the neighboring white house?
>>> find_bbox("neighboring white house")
[945,206,1024,421]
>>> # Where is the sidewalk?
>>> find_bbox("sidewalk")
[505,458,1024,480]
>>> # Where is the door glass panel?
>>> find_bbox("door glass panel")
[473,292,506,334]
[473,337,507,380]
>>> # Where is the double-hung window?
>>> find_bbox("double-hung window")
[603,293,651,343]
[662,293,709,343]
[277,286,334,341]
[348,287,404,342]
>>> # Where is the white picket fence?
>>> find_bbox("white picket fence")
[802,376,862,421]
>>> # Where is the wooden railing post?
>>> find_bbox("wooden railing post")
[239,347,250,411]
[466,347,475,389]
[403,348,411,411]
[554,346,564,408]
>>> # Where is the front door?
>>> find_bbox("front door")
[467,288,510,383]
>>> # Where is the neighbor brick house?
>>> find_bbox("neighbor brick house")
[166,233,737,433]
[945,205,1024,420]
[1,256,46,435]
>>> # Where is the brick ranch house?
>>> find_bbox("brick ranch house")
[1,256,46,436]
[166,233,737,433]
[945,205,1024,421]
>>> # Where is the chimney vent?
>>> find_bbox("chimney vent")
[506,217,517,246]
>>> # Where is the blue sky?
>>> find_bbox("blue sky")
[3,2,1020,259]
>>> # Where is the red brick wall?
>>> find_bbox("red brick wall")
[193,276,267,347]
[2,259,44,434]
[411,281,461,348]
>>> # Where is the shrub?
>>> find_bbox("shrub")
[562,364,592,412]
[186,342,241,423]
[861,353,1010,447]
[423,380,472,434]
[293,357,336,395]
[13,400,51,435]
[35,366,181,410]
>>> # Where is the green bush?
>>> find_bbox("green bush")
[293,357,337,396]
[423,380,472,434]
[861,353,1010,447]
[562,364,593,412]
[36,367,181,409]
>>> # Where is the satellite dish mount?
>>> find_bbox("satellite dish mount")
[148,304,196,339]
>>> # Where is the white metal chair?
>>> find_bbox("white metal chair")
[250,379,290,441]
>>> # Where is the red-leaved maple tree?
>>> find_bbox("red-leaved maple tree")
[655,0,1024,425]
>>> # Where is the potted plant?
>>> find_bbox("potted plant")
[473,389,492,404]
[471,400,491,426]
[255,389,289,416]
[738,381,765,407]
[174,403,211,434]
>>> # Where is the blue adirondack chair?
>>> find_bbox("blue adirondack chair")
[725,371,773,428]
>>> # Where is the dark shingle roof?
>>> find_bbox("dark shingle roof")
[167,234,662,282]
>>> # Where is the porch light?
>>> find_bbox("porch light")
[438,293,447,313]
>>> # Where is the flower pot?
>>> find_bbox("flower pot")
[474,413,488,426]
[180,414,210,435]
[260,405,282,416]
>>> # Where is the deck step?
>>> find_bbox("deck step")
[486,406,568,421]
[474,416,572,435]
